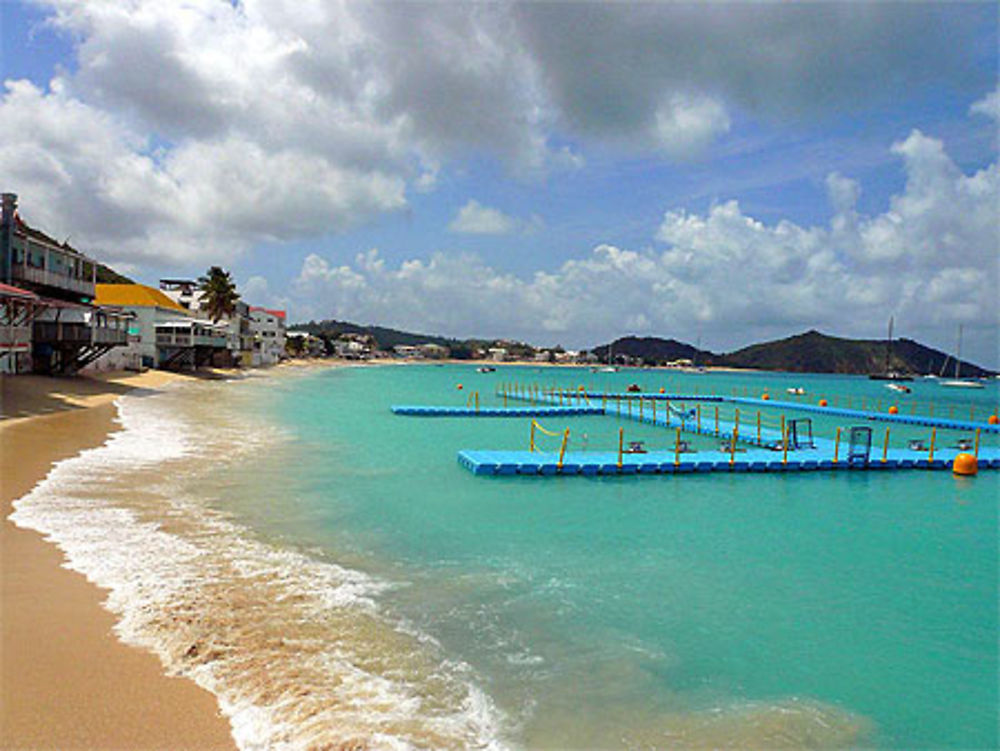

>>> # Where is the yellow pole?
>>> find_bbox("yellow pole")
[665,400,670,427]
[476,391,480,411]
[756,411,761,445]
[618,428,624,469]
[928,428,936,464]
[530,421,536,452]
[715,406,719,435]
[833,427,841,464]
[675,427,681,466]
[730,423,738,465]
[558,429,569,470]
[882,427,890,463]
[781,420,788,465]
[602,394,606,410]
[974,428,981,458]
[735,408,740,439]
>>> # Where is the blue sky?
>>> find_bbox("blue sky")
[1,1,997,365]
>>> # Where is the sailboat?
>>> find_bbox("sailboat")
[869,316,912,381]
[940,325,984,388]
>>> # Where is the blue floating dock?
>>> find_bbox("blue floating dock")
[458,447,1000,476]
[392,405,604,417]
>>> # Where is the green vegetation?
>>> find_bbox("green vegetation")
[197,266,240,323]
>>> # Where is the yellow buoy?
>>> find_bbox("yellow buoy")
[989,414,999,425]
[952,453,978,476]
[818,399,828,407]
[888,405,899,415]
[659,387,666,394]
[761,393,770,401]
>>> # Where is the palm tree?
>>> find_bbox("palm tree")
[197,266,240,323]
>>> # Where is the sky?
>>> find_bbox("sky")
[1,1,997,366]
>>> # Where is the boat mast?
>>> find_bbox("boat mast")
[885,316,893,374]
[955,324,962,379]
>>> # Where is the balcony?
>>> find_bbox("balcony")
[35,321,128,346]
[13,264,95,298]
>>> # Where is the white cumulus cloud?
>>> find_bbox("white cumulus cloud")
[448,200,541,235]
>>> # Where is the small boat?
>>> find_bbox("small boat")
[939,325,984,389]
[869,316,913,381]
[786,387,806,396]
[885,383,911,394]
[476,366,496,373]
[626,383,641,392]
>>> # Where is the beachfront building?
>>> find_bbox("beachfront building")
[0,282,41,374]
[0,193,129,373]
[160,279,253,367]
[488,347,508,362]
[250,307,287,366]
[419,343,450,360]
[92,283,227,370]
[286,331,325,357]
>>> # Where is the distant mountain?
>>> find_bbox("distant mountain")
[594,330,995,377]
[592,336,719,366]
[723,330,994,377]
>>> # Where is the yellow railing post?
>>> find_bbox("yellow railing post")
[715,406,719,435]
[833,427,841,465]
[617,428,624,469]
[882,427,890,463]
[475,391,480,411]
[675,427,681,466]
[928,428,936,465]
[781,416,788,465]
[665,400,670,427]
[730,423,738,465]
[558,429,569,470]
[530,421,536,452]
[602,394,606,411]
[734,408,740,439]
[974,428,981,458]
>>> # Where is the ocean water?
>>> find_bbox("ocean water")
[11,364,999,749]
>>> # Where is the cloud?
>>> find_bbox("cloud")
[448,200,541,235]
[2,1,990,271]
[970,86,1000,120]
[290,127,998,365]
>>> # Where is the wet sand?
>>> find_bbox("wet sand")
[1,372,236,749]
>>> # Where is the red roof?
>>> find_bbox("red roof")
[0,282,40,300]
[250,306,286,319]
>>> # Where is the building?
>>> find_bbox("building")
[0,282,41,374]
[0,193,128,373]
[286,331,325,357]
[249,307,287,366]
[160,279,253,367]
[488,347,508,362]
[92,283,227,370]
[418,343,449,359]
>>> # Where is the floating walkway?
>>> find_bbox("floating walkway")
[394,387,998,477]
[392,405,604,417]
[458,447,1000,476]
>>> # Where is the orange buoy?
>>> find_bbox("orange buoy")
[989,414,999,425]
[952,453,978,476]
[818,399,828,407]
[659,387,665,394]
[888,405,899,415]
[456,383,463,390]
[761,393,770,401]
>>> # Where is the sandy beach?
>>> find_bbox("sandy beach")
[1,371,236,749]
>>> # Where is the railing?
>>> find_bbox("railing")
[0,325,32,348]
[35,321,127,345]
[12,265,95,297]
[156,332,227,348]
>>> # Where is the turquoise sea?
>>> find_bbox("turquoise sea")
[12,364,999,749]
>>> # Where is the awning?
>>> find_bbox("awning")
[0,282,40,300]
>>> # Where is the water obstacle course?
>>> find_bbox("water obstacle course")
[393,381,999,477]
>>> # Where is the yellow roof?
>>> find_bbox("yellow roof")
[95,283,188,312]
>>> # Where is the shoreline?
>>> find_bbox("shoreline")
[1,371,236,749]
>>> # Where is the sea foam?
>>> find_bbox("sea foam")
[11,383,508,751]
